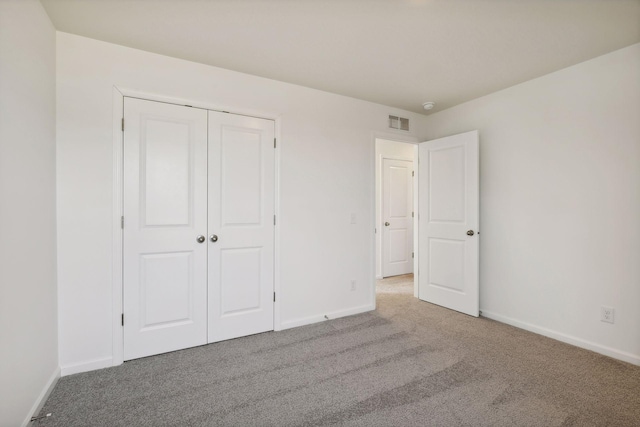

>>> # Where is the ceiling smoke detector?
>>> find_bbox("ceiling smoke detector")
[422,101,436,111]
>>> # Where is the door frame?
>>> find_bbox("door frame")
[111,87,282,367]
[372,135,420,306]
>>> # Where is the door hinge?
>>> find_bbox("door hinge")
[121,313,124,326]
[273,292,276,302]
[274,215,276,225]
[274,138,277,148]
[412,171,414,177]
[121,118,124,132]
[412,212,414,218]
[121,216,124,229]
[412,252,414,258]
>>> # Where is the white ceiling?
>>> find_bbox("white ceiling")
[41,0,640,115]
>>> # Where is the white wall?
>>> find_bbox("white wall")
[55,32,425,373]
[0,1,59,425]
[418,44,640,365]
[374,139,415,279]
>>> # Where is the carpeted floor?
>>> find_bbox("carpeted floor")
[37,274,640,426]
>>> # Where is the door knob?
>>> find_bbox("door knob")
[385,222,390,226]
[196,235,206,243]
[210,234,218,243]
[467,230,475,236]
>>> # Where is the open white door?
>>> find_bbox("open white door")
[123,98,208,360]
[418,130,479,316]
[207,111,275,343]
[382,158,413,277]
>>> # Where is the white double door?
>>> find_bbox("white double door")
[123,98,275,360]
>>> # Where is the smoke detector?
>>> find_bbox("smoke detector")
[422,101,436,111]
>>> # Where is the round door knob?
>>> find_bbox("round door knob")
[196,235,206,243]
[210,234,218,243]
[467,230,475,236]
[385,222,390,226]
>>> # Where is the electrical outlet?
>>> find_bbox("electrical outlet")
[601,306,615,324]
[350,280,356,291]
[350,213,357,224]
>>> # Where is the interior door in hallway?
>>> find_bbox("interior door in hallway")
[382,158,414,277]
[207,111,275,343]
[418,130,479,317]
[123,98,208,360]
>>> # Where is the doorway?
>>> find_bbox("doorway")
[375,139,416,287]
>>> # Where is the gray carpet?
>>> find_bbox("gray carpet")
[37,274,640,426]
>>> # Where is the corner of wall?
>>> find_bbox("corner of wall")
[20,367,61,427]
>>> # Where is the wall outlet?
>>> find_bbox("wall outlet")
[350,213,357,224]
[601,306,615,324]
[350,280,356,291]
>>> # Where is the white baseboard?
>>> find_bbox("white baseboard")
[480,309,640,366]
[60,356,113,376]
[21,366,60,427]
[280,303,375,330]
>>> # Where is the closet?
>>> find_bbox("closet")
[122,98,275,360]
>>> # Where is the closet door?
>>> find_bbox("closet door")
[123,98,208,360]
[207,111,275,343]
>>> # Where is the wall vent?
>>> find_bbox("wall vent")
[388,115,409,131]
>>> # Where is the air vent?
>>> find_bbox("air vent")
[388,115,409,131]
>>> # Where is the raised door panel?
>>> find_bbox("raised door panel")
[390,166,409,217]
[389,229,409,263]
[428,239,465,293]
[143,120,192,226]
[220,247,262,315]
[140,252,194,328]
[428,146,466,223]
[221,128,262,226]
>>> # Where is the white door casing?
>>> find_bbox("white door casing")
[418,130,479,317]
[207,111,275,343]
[123,98,209,360]
[382,158,414,277]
